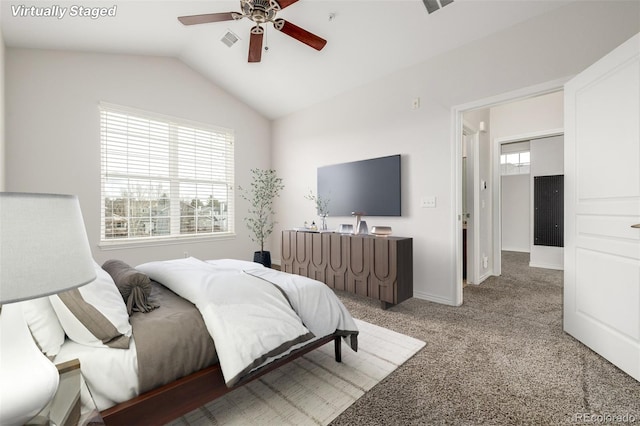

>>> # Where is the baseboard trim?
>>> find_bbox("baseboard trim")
[478,271,492,284]
[529,262,564,271]
[412,290,458,307]
[467,272,492,286]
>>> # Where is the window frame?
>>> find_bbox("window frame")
[500,150,531,176]
[99,102,235,248]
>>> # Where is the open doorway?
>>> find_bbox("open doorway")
[462,125,479,286]
[494,131,564,275]
[500,141,531,255]
[461,108,492,289]
[490,91,564,276]
[453,84,567,306]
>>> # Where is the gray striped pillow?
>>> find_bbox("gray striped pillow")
[50,262,131,349]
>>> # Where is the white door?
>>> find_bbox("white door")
[564,33,640,381]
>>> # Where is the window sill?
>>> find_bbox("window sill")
[98,233,236,250]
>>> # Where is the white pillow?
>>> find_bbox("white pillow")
[20,297,66,357]
[50,262,132,349]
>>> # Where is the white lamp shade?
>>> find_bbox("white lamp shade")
[0,192,96,303]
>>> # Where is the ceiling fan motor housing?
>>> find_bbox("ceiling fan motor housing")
[241,0,279,24]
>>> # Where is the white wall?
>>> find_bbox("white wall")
[530,135,564,269]
[491,92,564,140]
[272,1,639,305]
[5,49,271,266]
[501,174,530,252]
[0,13,5,191]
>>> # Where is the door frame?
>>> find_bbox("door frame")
[492,129,564,276]
[462,124,480,285]
[451,77,570,306]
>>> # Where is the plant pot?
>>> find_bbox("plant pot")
[253,250,272,268]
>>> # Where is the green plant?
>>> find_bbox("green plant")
[239,169,284,252]
[304,190,330,216]
[305,190,330,230]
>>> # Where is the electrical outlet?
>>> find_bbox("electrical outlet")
[412,97,420,110]
[183,251,189,258]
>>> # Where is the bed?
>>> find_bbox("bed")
[22,257,359,425]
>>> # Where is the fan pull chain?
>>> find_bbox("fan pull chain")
[264,25,269,52]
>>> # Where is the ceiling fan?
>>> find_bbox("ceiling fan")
[178,0,327,63]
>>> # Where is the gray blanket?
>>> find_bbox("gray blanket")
[130,282,218,393]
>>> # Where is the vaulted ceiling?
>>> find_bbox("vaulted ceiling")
[1,0,576,119]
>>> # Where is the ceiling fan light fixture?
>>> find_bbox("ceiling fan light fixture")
[242,0,278,23]
[179,0,325,63]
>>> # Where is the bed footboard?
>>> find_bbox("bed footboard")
[101,334,341,425]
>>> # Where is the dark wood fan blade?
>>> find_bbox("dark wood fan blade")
[275,20,327,51]
[248,29,264,63]
[277,0,300,9]
[178,12,235,25]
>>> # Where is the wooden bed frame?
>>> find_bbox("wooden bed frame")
[101,335,343,425]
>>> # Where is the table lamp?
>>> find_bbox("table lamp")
[0,193,96,425]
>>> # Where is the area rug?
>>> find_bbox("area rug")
[167,319,425,426]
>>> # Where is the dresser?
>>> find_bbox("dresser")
[281,230,413,309]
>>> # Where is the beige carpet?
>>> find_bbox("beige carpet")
[331,251,640,425]
[167,319,425,426]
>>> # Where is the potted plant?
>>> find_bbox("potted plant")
[239,168,284,267]
[305,190,330,231]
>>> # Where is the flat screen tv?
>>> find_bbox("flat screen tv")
[317,154,401,217]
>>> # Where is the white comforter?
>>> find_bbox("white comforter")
[136,257,358,387]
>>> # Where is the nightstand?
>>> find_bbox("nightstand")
[27,359,104,426]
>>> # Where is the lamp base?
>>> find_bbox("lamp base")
[0,303,59,426]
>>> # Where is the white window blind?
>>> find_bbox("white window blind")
[100,103,234,243]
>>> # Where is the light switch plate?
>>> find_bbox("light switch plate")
[421,196,436,208]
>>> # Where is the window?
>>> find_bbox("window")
[100,103,234,244]
[501,151,530,175]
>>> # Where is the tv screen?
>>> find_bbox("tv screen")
[317,154,401,217]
